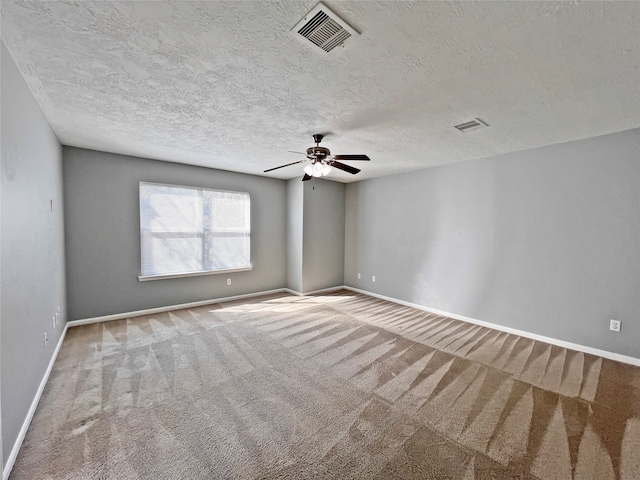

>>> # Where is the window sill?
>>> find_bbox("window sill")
[138,266,253,282]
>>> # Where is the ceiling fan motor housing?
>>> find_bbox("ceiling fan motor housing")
[307,146,331,160]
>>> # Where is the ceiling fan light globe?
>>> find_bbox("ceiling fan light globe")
[313,162,324,177]
[322,164,332,176]
[303,164,314,176]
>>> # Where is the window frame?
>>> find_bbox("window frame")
[138,181,253,281]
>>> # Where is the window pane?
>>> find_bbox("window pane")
[142,234,203,275]
[204,233,250,270]
[208,191,250,230]
[140,182,250,277]
[141,185,202,233]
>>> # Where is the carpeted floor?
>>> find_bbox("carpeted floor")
[10,290,640,479]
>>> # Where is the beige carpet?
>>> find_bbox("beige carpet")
[11,290,640,479]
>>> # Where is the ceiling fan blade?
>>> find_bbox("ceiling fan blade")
[330,161,361,175]
[288,151,308,155]
[264,159,306,172]
[302,174,312,181]
[333,154,370,161]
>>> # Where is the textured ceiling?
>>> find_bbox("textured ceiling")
[2,1,639,182]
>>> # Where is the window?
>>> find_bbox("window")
[139,182,251,280]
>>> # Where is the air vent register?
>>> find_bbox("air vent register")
[291,2,359,54]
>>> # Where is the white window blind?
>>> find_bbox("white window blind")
[139,182,251,278]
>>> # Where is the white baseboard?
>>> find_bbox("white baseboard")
[3,322,70,480]
[67,288,291,327]
[284,285,347,297]
[68,286,347,328]
[343,286,640,367]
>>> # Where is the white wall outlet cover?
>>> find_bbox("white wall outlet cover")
[357,273,361,279]
[372,275,376,282]
[227,278,231,285]
[609,319,621,332]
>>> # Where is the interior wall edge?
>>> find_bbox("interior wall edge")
[344,286,640,367]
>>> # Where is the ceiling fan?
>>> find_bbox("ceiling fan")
[264,134,370,181]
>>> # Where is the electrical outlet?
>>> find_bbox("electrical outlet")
[226,278,231,286]
[52,315,56,328]
[610,319,621,332]
[372,275,376,282]
[43,332,48,347]
[357,273,361,279]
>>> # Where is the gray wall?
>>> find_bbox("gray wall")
[345,129,640,358]
[302,179,345,293]
[63,147,287,320]
[1,43,67,466]
[285,178,345,294]
[286,179,303,292]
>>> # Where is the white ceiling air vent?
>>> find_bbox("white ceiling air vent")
[454,118,489,132]
[291,2,359,55]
